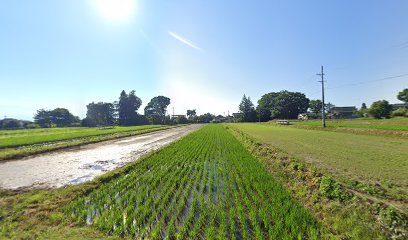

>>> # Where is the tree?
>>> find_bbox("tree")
[144,96,171,124]
[368,100,393,119]
[147,114,163,125]
[34,109,53,127]
[392,107,408,117]
[239,95,257,122]
[354,102,368,118]
[51,108,79,127]
[84,102,115,126]
[309,100,323,114]
[257,91,309,119]
[175,116,189,124]
[326,102,335,113]
[34,108,79,127]
[196,113,215,123]
[117,90,143,126]
[186,109,197,119]
[0,118,21,129]
[397,88,408,103]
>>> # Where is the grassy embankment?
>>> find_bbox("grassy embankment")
[1,125,329,239]
[228,122,407,239]
[293,117,408,134]
[0,125,176,160]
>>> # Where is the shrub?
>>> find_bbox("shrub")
[368,100,393,119]
[319,176,349,201]
[391,107,408,117]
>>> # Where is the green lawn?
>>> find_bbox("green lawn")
[230,123,408,200]
[293,117,408,131]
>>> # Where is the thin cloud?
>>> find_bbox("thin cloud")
[168,31,205,53]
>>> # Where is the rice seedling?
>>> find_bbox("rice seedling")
[65,124,325,238]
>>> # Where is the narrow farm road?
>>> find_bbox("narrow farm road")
[0,124,203,190]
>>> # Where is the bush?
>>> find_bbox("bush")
[81,117,96,127]
[25,123,40,129]
[368,100,393,119]
[391,107,408,117]
[319,176,349,201]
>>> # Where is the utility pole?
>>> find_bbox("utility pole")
[172,107,174,118]
[317,66,326,128]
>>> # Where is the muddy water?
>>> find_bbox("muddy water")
[0,125,203,190]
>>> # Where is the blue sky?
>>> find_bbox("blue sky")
[1,0,407,120]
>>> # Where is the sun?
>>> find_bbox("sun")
[90,0,136,23]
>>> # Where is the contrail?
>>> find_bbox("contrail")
[168,31,204,53]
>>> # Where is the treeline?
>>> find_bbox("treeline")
[1,90,218,129]
[238,88,408,122]
[32,91,175,128]
[238,90,312,122]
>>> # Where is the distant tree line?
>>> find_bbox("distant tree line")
[3,88,407,129]
[34,108,80,127]
[0,118,34,129]
[238,88,408,122]
[238,90,310,122]
[354,88,408,119]
[0,90,220,129]
[67,90,175,127]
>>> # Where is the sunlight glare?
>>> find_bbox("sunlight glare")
[91,0,135,23]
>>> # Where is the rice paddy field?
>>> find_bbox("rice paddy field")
[0,125,175,160]
[64,124,326,239]
[0,125,167,148]
[1,122,407,239]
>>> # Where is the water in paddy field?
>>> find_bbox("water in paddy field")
[0,125,203,190]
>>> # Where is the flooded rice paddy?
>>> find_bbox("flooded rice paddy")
[0,125,202,190]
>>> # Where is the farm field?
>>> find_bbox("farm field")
[62,124,325,239]
[0,125,170,148]
[230,123,408,202]
[293,117,408,131]
[0,125,176,160]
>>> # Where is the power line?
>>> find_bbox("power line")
[326,73,408,90]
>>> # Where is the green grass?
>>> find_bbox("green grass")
[0,125,176,160]
[65,125,327,239]
[293,117,408,131]
[0,125,165,148]
[230,123,408,201]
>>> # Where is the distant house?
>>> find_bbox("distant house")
[232,113,241,119]
[391,103,408,110]
[330,106,357,119]
[171,114,186,119]
[298,112,319,120]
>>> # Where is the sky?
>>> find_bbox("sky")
[1,0,408,120]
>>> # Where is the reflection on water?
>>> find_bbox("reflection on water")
[0,125,202,189]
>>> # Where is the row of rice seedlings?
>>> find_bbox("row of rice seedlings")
[143,139,208,239]
[174,133,214,239]
[188,138,214,239]
[231,157,263,239]
[142,137,209,236]
[151,134,214,239]
[215,157,226,239]
[223,125,322,239]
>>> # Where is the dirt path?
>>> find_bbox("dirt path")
[0,124,203,190]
